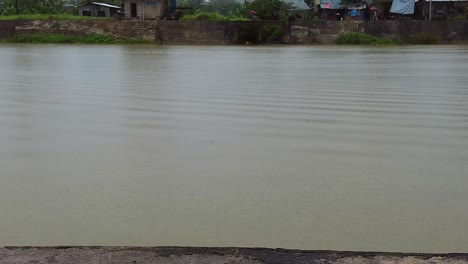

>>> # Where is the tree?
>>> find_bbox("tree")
[0,0,66,14]
[199,0,244,16]
[247,0,292,19]
[303,0,314,9]
[178,0,204,10]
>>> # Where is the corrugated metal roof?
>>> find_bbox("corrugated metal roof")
[78,2,121,8]
[92,2,121,8]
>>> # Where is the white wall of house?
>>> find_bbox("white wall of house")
[124,0,162,19]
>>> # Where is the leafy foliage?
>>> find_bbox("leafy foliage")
[303,0,314,8]
[0,0,66,15]
[178,0,204,10]
[0,0,123,16]
[199,0,244,16]
[261,25,283,42]
[178,0,294,21]
[402,33,439,44]
[246,0,293,20]
[178,0,246,17]
[336,33,398,45]
[181,11,248,20]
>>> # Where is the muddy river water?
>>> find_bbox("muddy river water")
[1,45,467,252]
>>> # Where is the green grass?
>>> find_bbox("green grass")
[450,14,467,20]
[336,33,398,45]
[8,33,153,44]
[261,25,283,42]
[181,12,248,21]
[0,14,111,20]
[402,33,439,44]
[336,32,442,45]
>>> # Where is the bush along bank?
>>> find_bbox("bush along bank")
[181,12,249,21]
[336,33,398,45]
[336,33,440,45]
[402,33,439,44]
[7,34,154,44]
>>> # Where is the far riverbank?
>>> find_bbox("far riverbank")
[1,247,468,264]
[1,19,467,44]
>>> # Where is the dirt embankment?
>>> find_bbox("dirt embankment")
[1,247,468,264]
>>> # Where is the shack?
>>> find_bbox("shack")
[78,2,121,17]
[123,0,172,19]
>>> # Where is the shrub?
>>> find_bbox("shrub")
[336,33,398,45]
[237,25,259,43]
[181,11,248,21]
[261,25,283,42]
[8,34,153,44]
[451,14,466,20]
[403,33,439,44]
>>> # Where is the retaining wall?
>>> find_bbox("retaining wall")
[1,19,467,44]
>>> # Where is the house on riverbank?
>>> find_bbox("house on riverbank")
[78,2,121,18]
[123,0,172,19]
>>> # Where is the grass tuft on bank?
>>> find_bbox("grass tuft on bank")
[8,34,153,44]
[336,33,398,45]
[181,12,248,21]
[403,33,439,44]
[336,32,442,45]
[0,14,111,20]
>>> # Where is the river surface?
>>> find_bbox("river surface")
[1,45,467,252]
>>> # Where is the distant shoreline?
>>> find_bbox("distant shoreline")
[1,247,468,264]
[1,19,467,45]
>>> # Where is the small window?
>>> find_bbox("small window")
[82,10,91,16]
[97,10,106,17]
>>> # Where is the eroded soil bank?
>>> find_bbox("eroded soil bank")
[1,247,468,264]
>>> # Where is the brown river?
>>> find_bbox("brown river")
[0,45,467,252]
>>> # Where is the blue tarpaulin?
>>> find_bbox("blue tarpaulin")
[390,0,415,14]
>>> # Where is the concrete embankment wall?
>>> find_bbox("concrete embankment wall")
[0,20,19,39]
[1,19,467,44]
[1,247,468,264]
[0,20,158,41]
[156,20,468,44]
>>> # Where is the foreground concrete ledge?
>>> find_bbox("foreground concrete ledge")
[1,247,468,264]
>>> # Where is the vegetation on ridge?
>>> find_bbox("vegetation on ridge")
[336,33,398,45]
[7,33,154,44]
[336,32,441,45]
[181,12,248,21]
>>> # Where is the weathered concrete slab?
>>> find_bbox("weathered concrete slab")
[1,247,467,264]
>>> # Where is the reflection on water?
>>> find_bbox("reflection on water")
[1,45,468,252]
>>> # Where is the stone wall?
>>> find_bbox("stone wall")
[11,20,157,40]
[363,20,468,42]
[0,20,19,39]
[1,19,467,44]
[286,21,365,43]
[156,20,229,44]
[156,20,468,44]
